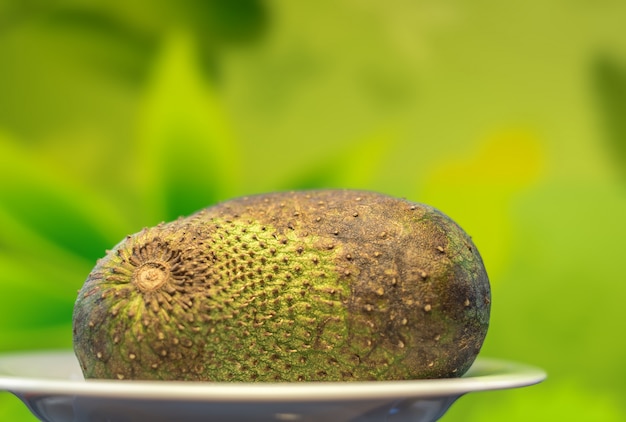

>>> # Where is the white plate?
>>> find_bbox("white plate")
[0,350,545,422]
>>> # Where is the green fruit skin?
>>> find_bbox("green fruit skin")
[73,190,490,382]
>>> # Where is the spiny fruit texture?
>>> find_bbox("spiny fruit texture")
[73,190,490,382]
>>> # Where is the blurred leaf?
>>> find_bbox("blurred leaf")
[0,133,131,262]
[0,0,267,143]
[189,0,268,44]
[0,206,91,280]
[0,184,111,262]
[136,31,242,222]
[6,0,267,85]
[593,55,626,184]
[37,7,157,85]
[0,20,138,142]
[0,254,75,331]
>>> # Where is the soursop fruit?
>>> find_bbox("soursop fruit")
[73,190,490,381]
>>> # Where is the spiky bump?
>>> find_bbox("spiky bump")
[73,190,490,382]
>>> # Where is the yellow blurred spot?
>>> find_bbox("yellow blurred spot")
[420,130,545,282]
[431,130,544,187]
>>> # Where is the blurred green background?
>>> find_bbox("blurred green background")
[1,1,626,420]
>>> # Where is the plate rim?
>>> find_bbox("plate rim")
[0,350,546,403]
